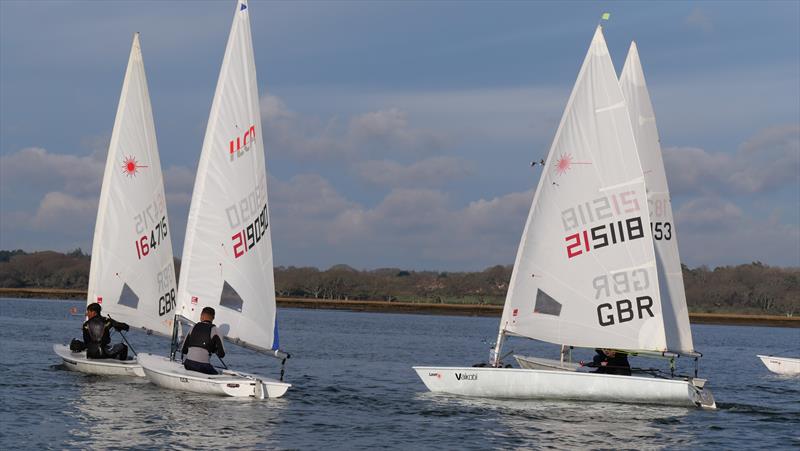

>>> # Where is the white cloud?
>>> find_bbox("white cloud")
[354,156,474,188]
[0,191,98,251]
[675,197,743,232]
[30,191,98,230]
[676,197,799,267]
[684,7,713,33]
[259,93,449,161]
[347,108,447,152]
[268,173,532,269]
[664,124,800,196]
[162,165,196,206]
[733,125,800,193]
[0,147,104,196]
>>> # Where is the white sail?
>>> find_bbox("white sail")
[177,0,280,353]
[499,26,667,352]
[620,42,694,354]
[87,33,177,337]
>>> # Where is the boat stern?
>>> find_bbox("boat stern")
[689,379,716,409]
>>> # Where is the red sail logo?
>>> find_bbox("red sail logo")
[122,155,147,177]
[229,125,256,162]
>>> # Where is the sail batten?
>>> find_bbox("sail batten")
[499,26,667,352]
[177,0,279,352]
[620,41,694,354]
[87,33,177,336]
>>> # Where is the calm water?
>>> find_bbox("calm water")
[1,298,798,450]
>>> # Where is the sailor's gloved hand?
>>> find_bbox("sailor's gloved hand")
[115,322,130,332]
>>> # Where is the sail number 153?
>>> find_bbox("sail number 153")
[651,221,672,240]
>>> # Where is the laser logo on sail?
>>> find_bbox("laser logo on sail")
[553,153,591,176]
[122,155,147,177]
[228,125,256,162]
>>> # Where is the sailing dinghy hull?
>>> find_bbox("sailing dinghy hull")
[138,353,290,399]
[53,344,145,377]
[413,366,716,409]
[757,355,800,375]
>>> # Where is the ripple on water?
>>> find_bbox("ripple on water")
[1,299,799,450]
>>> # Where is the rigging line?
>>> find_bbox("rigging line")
[118,330,137,356]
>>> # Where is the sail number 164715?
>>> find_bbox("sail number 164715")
[135,216,167,259]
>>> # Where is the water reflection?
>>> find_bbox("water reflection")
[418,392,698,450]
[65,375,288,449]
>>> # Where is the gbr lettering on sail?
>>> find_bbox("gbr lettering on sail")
[561,189,656,327]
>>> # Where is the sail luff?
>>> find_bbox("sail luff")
[620,41,694,353]
[499,26,667,352]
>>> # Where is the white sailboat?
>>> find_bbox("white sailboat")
[757,355,800,375]
[413,26,716,408]
[138,0,290,399]
[54,33,177,377]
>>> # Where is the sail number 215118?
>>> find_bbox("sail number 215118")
[565,217,645,258]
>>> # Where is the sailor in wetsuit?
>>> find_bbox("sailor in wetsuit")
[80,302,130,360]
[181,307,226,375]
[582,348,632,376]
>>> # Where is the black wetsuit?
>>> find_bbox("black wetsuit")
[588,349,631,376]
[181,321,225,375]
[82,315,129,360]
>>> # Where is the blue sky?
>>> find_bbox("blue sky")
[1,0,798,270]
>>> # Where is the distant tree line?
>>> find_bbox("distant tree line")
[1,249,797,315]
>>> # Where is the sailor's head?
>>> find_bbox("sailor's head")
[602,349,616,357]
[200,306,216,322]
[86,302,101,318]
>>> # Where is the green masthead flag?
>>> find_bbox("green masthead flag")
[601,12,611,21]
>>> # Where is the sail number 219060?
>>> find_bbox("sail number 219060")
[231,204,268,258]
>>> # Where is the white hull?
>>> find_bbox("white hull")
[515,355,579,372]
[757,355,800,375]
[53,344,144,377]
[138,353,290,399]
[413,366,715,409]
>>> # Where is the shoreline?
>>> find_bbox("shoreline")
[2,287,797,327]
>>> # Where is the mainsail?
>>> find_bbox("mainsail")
[620,42,694,354]
[499,26,667,352]
[87,33,176,337]
[177,0,280,353]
